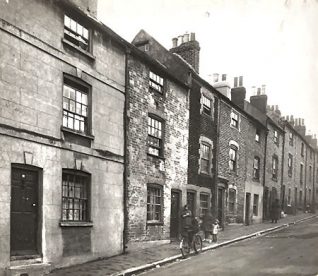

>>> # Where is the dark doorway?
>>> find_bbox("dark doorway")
[245,193,251,225]
[11,166,39,256]
[187,191,196,216]
[217,188,224,226]
[263,187,269,220]
[170,190,180,239]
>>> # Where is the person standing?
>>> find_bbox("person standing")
[212,219,219,242]
[181,205,194,244]
[202,210,213,243]
[271,198,280,223]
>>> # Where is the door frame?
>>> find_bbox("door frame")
[11,164,43,258]
[170,189,181,239]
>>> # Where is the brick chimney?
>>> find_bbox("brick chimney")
[294,118,306,137]
[231,87,246,109]
[70,0,98,17]
[170,33,200,73]
[249,84,268,113]
[212,73,231,98]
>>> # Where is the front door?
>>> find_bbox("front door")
[217,188,224,226]
[11,166,39,256]
[170,190,180,239]
[245,193,251,225]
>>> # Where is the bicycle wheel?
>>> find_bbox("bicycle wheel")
[180,238,190,258]
[193,234,202,254]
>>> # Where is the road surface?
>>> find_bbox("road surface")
[143,217,318,276]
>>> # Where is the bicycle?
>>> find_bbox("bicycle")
[179,231,202,258]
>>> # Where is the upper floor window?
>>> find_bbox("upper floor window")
[63,78,89,134]
[149,71,164,93]
[289,132,294,146]
[230,111,239,128]
[309,166,312,182]
[147,184,163,223]
[202,94,212,115]
[301,142,304,157]
[62,170,90,222]
[64,15,89,51]
[274,130,279,145]
[253,156,260,180]
[148,116,163,157]
[229,146,238,172]
[288,154,293,177]
[255,129,260,143]
[200,143,211,174]
[300,164,304,184]
[272,155,278,180]
[310,149,313,159]
[199,193,209,217]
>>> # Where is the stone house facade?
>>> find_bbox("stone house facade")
[126,34,190,245]
[0,0,127,274]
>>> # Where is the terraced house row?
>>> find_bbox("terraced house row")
[0,0,317,275]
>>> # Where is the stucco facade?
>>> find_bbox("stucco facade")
[0,0,125,274]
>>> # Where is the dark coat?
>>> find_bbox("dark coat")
[202,212,214,232]
[271,200,280,220]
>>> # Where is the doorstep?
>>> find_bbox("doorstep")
[6,258,51,276]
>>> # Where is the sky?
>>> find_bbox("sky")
[97,0,318,137]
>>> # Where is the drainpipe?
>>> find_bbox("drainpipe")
[123,48,131,253]
[214,97,221,227]
[304,145,308,212]
[280,127,285,212]
[262,120,268,221]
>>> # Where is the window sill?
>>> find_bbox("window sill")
[61,127,95,140]
[60,221,93,227]
[147,221,164,226]
[147,153,165,160]
[62,38,96,61]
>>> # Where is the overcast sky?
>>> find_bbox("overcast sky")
[98,0,318,137]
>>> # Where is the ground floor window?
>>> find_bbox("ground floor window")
[199,193,209,217]
[147,185,163,223]
[253,194,259,216]
[287,188,291,205]
[62,170,90,221]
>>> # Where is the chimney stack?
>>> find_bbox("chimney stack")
[231,86,246,109]
[294,118,306,137]
[250,84,268,113]
[213,72,231,98]
[170,32,200,73]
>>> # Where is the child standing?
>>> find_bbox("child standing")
[212,219,219,242]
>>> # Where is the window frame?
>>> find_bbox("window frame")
[300,164,304,185]
[149,71,164,94]
[288,153,293,177]
[230,110,239,129]
[64,14,91,53]
[61,169,91,223]
[253,156,260,181]
[147,115,164,157]
[301,142,304,157]
[289,132,294,146]
[309,166,312,182]
[229,145,238,172]
[62,75,91,135]
[255,129,260,143]
[199,193,209,217]
[273,130,279,145]
[200,142,211,175]
[146,184,163,224]
[201,94,212,116]
[272,155,278,180]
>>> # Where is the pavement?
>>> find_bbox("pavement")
[49,212,317,276]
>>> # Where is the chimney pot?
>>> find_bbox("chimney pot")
[261,84,266,95]
[190,32,196,41]
[178,35,183,46]
[172,37,178,48]
[302,118,305,126]
[213,73,219,83]
[257,87,261,95]
[183,33,189,43]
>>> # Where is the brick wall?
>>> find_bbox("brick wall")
[126,55,189,244]
[218,101,248,223]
